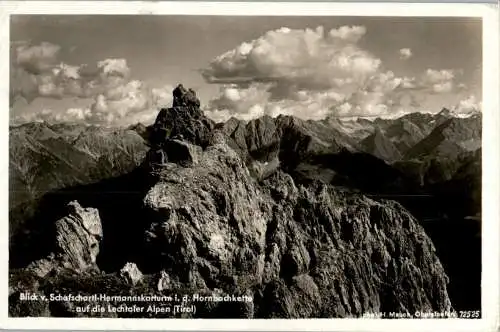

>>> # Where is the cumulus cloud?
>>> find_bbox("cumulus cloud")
[328,25,367,43]
[399,48,412,60]
[205,81,351,122]
[86,81,175,126]
[202,25,380,93]
[12,108,91,124]
[201,25,468,122]
[202,25,408,121]
[423,69,454,83]
[432,81,453,93]
[10,66,39,103]
[15,41,61,75]
[97,58,130,77]
[206,84,270,118]
[10,41,134,104]
[151,85,174,108]
[90,80,150,121]
[10,41,176,126]
[14,83,175,126]
[453,95,481,115]
[420,69,456,93]
[204,68,424,121]
[400,76,417,89]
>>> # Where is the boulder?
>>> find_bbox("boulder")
[157,270,171,291]
[55,201,102,272]
[120,262,143,286]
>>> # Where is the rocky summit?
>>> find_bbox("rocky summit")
[150,84,215,148]
[10,84,474,318]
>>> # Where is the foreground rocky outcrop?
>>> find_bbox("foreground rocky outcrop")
[9,201,104,316]
[24,201,102,278]
[139,135,452,317]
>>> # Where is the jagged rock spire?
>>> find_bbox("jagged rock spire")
[149,84,214,149]
[172,84,201,108]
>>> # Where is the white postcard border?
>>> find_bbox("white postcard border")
[0,2,498,331]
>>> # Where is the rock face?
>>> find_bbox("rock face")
[157,270,171,291]
[383,117,429,155]
[55,201,103,271]
[163,139,202,167]
[217,114,404,191]
[24,201,103,277]
[120,262,144,285]
[361,127,402,163]
[150,84,215,148]
[140,136,452,317]
[404,115,481,161]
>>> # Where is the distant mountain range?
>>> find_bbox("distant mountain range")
[10,108,481,226]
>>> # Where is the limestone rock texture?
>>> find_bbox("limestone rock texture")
[22,200,103,278]
[10,201,105,317]
[140,136,452,317]
[150,84,215,149]
[55,201,103,271]
[120,262,144,286]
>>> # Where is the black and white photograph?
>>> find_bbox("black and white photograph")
[3,2,499,329]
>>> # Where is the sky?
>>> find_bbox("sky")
[10,15,482,126]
